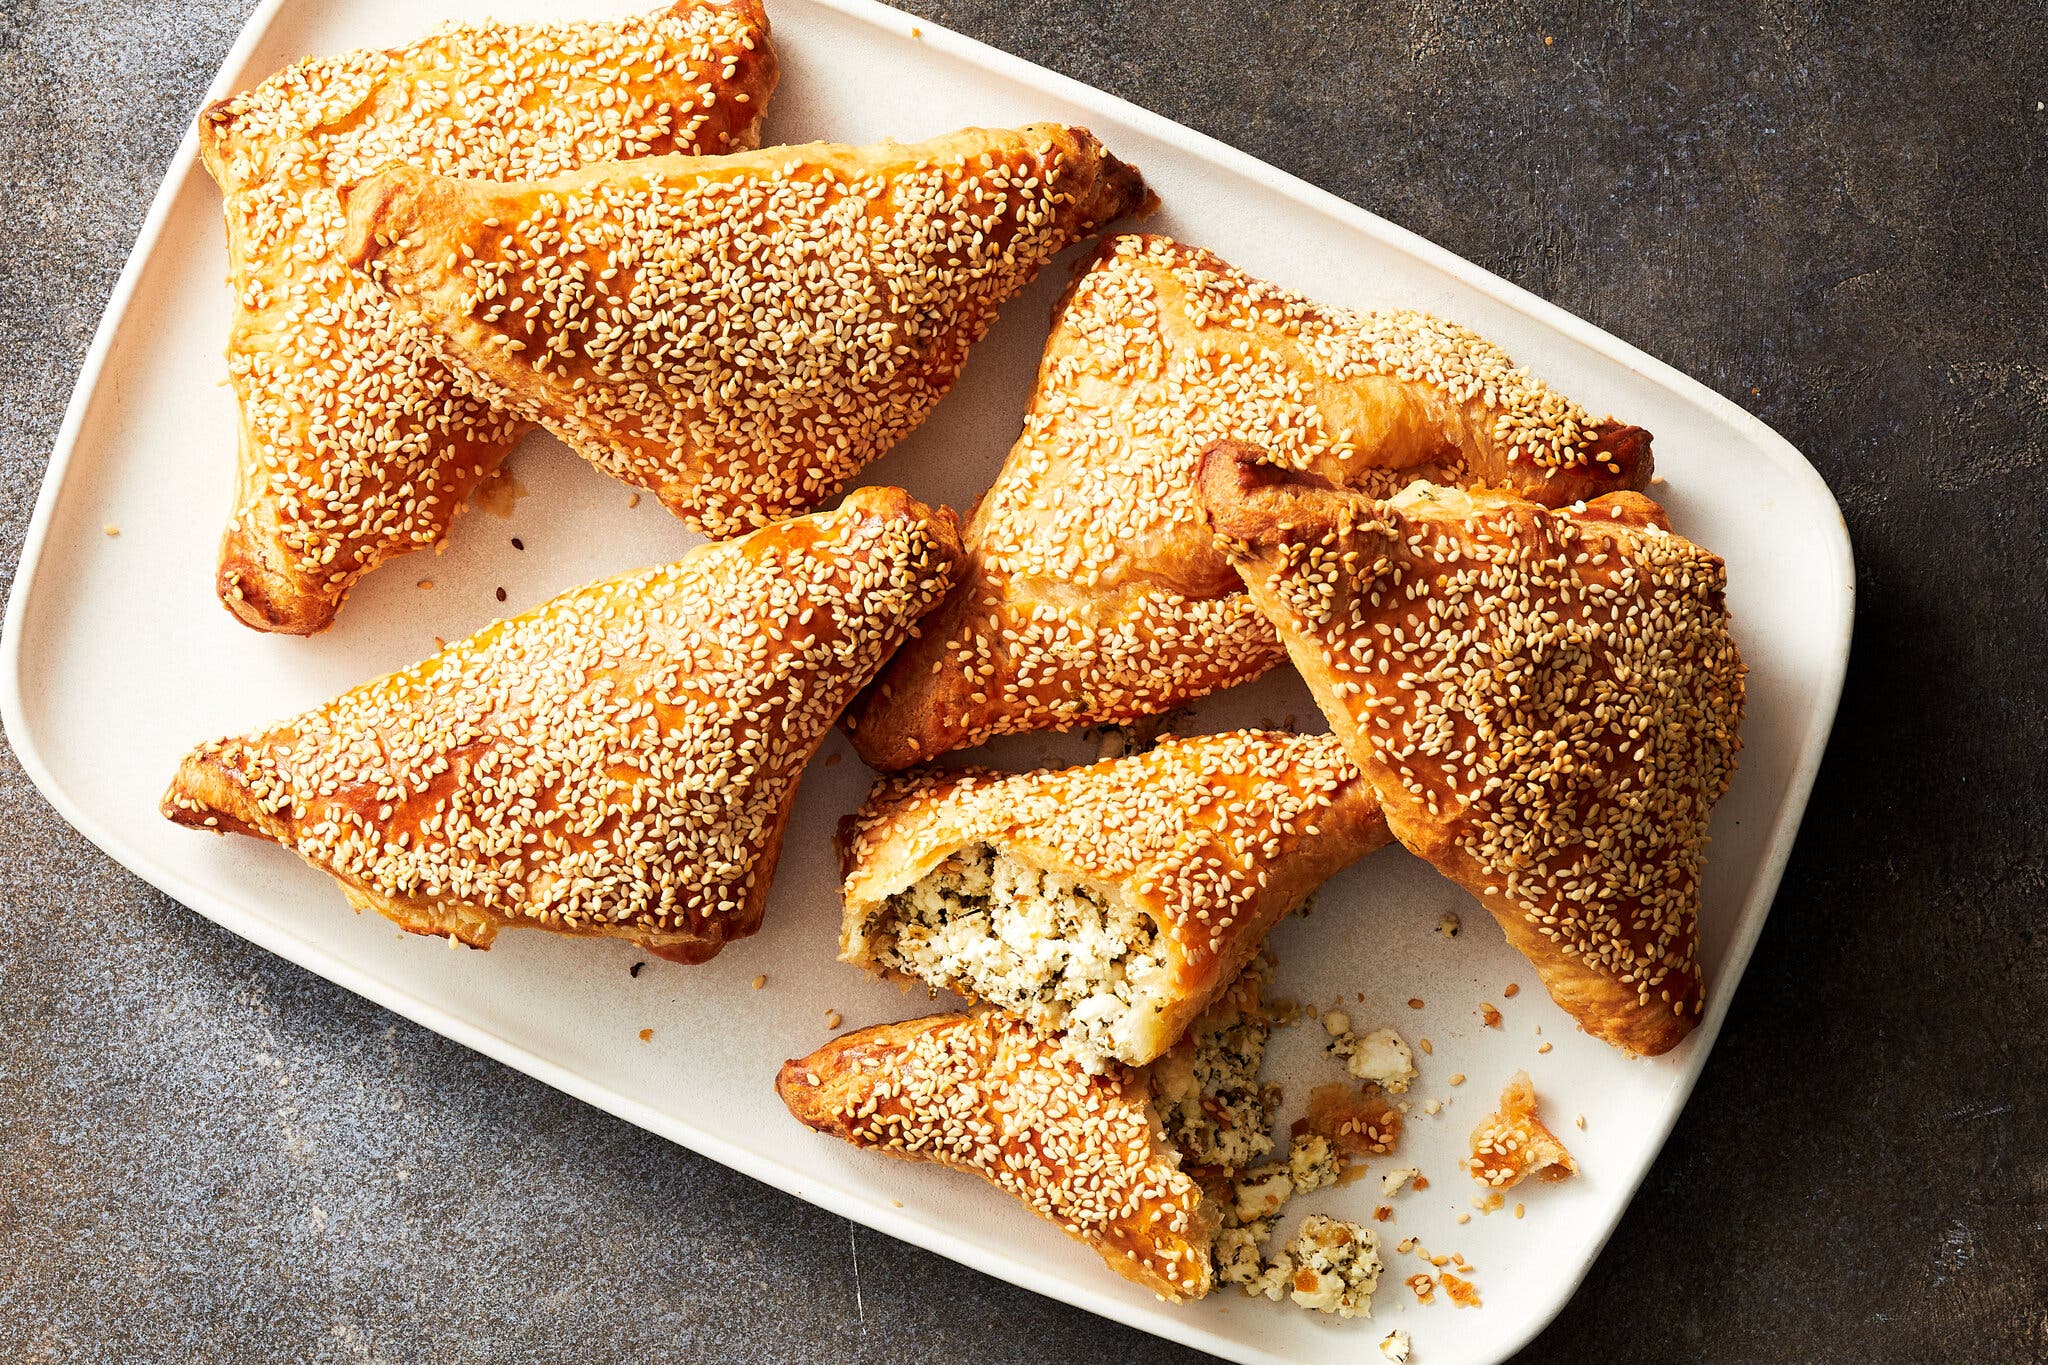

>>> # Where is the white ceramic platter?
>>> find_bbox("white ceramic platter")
[0,1,1853,1360]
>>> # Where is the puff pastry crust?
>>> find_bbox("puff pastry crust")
[341,126,1152,539]
[1196,442,1745,1055]
[838,730,1391,1067]
[777,1011,1214,1300]
[200,0,776,634]
[846,234,1652,770]
[163,487,960,962]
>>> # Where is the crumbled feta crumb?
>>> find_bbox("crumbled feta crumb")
[1380,1329,1412,1361]
[1382,1166,1419,1196]
[1437,911,1460,937]
[1287,1133,1341,1196]
[1322,1009,1351,1036]
[1153,961,1279,1170]
[1284,1215,1382,1318]
[1214,1225,1265,1285]
[1331,1026,1417,1093]
[1240,1249,1294,1300]
[1232,1165,1294,1224]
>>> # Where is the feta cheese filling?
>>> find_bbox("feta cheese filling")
[870,843,1173,1070]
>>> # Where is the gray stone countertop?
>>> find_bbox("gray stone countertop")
[2,1,2043,1361]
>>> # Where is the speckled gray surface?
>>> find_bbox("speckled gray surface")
[3,2,2044,1361]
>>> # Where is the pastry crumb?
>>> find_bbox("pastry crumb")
[1296,1082,1402,1156]
[1468,1071,1578,1189]
[1479,1003,1502,1028]
[637,1028,653,1042]
[1407,997,1425,1009]
[417,579,433,590]
[1437,911,1459,938]
[1440,1270,1481,1307]
[1537,1041,1553,1054]
[1503,982,1520,998]
[1405,1272,1435,1304]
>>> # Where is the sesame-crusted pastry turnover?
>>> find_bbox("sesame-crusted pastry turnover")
[200,0,776,634]
[777,1011,1215,1301]
[162,487,961,962]
[1196,442,1746,1055]
[837,731,1391,1070]
[845,233,1652,770]
[340,125,1153,538]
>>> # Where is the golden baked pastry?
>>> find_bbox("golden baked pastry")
[846,233,1651,770]
[340,126,1152,538]
[837,730,1390,1068]
[1196,441,1745,1055]
[777,1011,1214,1300]
[162,488,960,962]
[200,0,776,634]
[1466,1072,1577,1189]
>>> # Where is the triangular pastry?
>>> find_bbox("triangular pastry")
[777,1010,1215,1301]
[340,126,1152,538]
[845,234,1652,770]
[201,0,776,633]
[1195,441,1745,1055]
[163,487,961,962]
[838,730,1390,1068]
